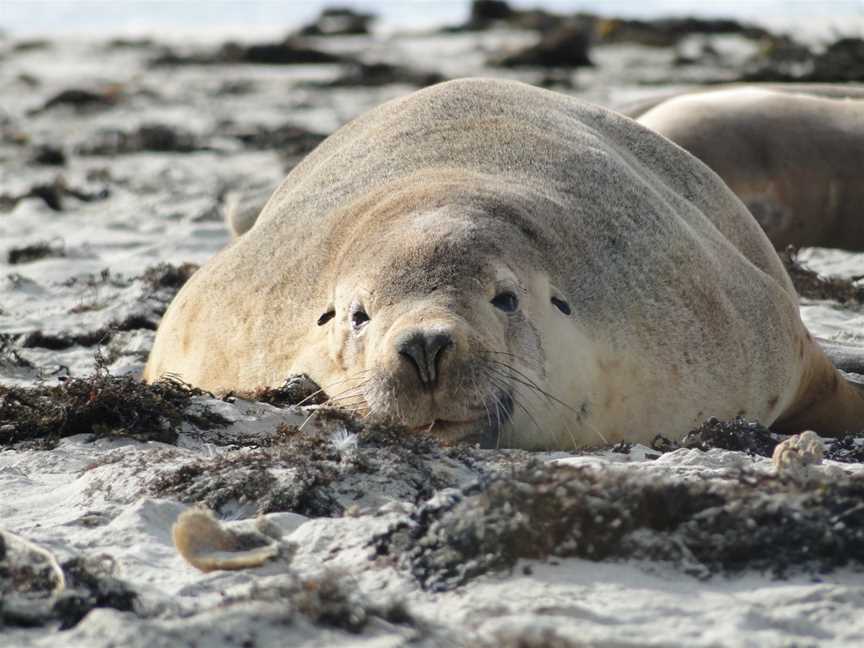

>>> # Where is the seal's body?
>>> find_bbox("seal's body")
[145,79,864,448]
[629,84,864,250]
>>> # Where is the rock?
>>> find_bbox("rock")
[493,22,593,68]
[152,39,342,66]
[812,37,864,81]
[742,36,864,82]
[313,61,445,88]
[470,0,514,26]
[298,7,376,36]
[225,39,342,64]
[444,0,559,33]
[596,16,769,47]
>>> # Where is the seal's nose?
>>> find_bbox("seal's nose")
[395,329,453,387]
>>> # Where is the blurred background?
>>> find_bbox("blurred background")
[4,1,864,37]
[2,0,864,380]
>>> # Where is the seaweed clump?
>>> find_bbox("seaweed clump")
[373,463,864,590]
[680,416,778,457]
[0,371,228,449]
[7,240,65,265]
[219,572,415,635]
[650,416,778,457]
[149,445,343,517]
[0,533,138,630]
[50,556,138,630]
[141,261,199,292]
[780,247,864,304]
[149,417,447,517]
[245,374,327,407]
[825,435,864,463]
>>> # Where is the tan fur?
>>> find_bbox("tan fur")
[145,79,864,448]
[631,84,864,250]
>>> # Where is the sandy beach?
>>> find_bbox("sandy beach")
[3,3,864,646]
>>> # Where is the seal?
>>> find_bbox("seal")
[144,78,864,449]
[625,84,864,250]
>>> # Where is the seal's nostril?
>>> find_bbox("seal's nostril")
[396,330,453,386]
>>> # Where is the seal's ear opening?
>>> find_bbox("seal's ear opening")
[317,309,335,326]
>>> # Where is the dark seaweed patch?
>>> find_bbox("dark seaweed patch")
[0,371,229,449]
[30,144,66,166]
[149,445,342,517]
[309,62,445,88]
[650,416,778,457]
[0,334,34,369]
[0,540,139,630]
[220,121,326,156]
[219,572,416,635]
[8,240,65,265]
[0,178,109,213]
[19,313,159,351]
[141,262,199,292]
[52,556,138,630]
[78,123,205,155]
[373,463,864,590]
[781,247,864,304]
[825,435,864,463]
[34,87,120,113]
[680,416,778,457]
[246,374,327,407]
[149,416,472,517]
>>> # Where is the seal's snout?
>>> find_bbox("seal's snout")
[395,329,454,388]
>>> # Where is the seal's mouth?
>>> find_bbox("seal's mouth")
[408,391,515,448]
[409,418,483,434]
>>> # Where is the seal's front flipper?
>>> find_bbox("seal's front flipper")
[817,337,864,386]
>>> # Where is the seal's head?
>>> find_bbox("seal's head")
[299,191,599,449]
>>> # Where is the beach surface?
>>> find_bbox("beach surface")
[3,7,864,646]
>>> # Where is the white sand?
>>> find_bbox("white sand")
[2,26,864,648]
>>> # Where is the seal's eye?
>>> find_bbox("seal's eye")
[491,291,519,313]
[351,308,370,330]
[551,297,572,315]
[317,310,335,326]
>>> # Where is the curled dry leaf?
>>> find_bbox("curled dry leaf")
[172,509,282,572]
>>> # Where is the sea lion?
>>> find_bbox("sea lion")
[144,78,864,449]
[625,84,864,250]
